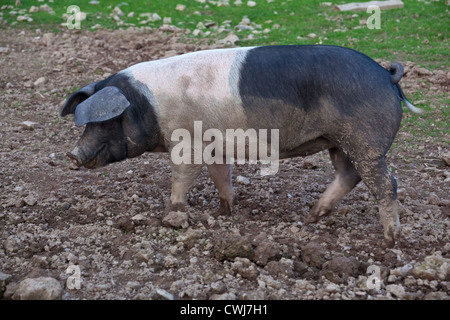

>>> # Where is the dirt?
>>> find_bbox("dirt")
[0,27,449,300]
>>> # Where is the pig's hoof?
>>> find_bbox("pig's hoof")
[164,202,186,214]
[382,226,401,249]
[304,214,319,224]
[305,204,331,224]
[219,198,232,215]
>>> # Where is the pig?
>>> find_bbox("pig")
[60,45,422,248]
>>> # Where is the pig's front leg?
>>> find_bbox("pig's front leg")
[207,163,233,215]
[167,163,203,213]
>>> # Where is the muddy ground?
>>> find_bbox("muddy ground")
[0,27,449,300]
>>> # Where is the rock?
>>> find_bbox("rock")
[177,228,201,249]
[210,292,237,300]
[0,272,12,297]
[303,157,319,169]
[41,33,53,46]
[29,6,39,13]
[231,257,259,280]
[152,13,162,21]
[321,256,360,284]
[213,234,254,261]
[415,66,433,77]
[176,4,186,11]
[411,253,449,281]
[34,77,46,87]
[162,211,189,229]
[13,277,63,300]
[3,236,20,253]
[217,33,239,45]
[40,4,55,14]
[390,264,413,277]
[324,283,340,293]
[24,193,38,206]
[265,259,294,277]
[20,121,37,130]
[236,175,250,185]
[116,216,135,233]
[424,292,450,300]
[301,241,326,269]
[0,46,9,54]
[386,284,406,299]
[253,236,280,265]
[155,288,174,300]
[112,6,124,17]
[247,1,257,7]
[428,193,440,205]
[442,151,450,166]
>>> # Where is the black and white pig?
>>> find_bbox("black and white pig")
[60,45,422,248]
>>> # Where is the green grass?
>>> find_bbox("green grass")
[1,0,448,67]
[1,0,448,139]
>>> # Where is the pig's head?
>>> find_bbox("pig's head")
[61,77,162,169]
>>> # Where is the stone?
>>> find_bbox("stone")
[321,256,360,284]
[152,13,161,21]
[112,6,124,17]
[3,236,20,253]
[236,175,250,185]
[265,259,294,277]
[217,33,239,45]
[13,277,63,300]
[427,193,440,205]
[155,288,174,300]
[29,6,39,13]
[415,66,433,77]
[176,4,186,11]
[231,257,259,280]
[247,1,257,7]
[162,211,189,229]
[20,121,38,130]
[39,4,55,14]
[0,272,12,297]
[386,284,405,299]
[301,241,326,269]
[335,0,404,12]
[411,253,449,281]
[213,234,254,261]
[116,216,135,233]
[424,292,449,300]
[41,33,53,46]
[24,193,38,206]
[253,237,280,265]
[34,77,46,87]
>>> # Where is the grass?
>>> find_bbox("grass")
[1,1,448,67]
[1,0,448,139]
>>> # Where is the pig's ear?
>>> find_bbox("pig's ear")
[73,86,130,127]
[60,82,99,117]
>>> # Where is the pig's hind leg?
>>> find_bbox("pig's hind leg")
[351,156,401,248]
[305,148,361,223]
[207,163,233,215]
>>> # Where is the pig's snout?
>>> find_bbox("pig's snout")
[66,145,105,169]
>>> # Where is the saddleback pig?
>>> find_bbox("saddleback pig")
[60,45,422,248]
